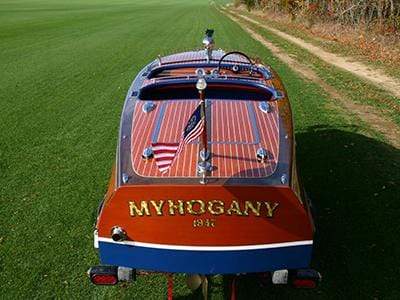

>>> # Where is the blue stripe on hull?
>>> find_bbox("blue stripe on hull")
[99,242,312,274]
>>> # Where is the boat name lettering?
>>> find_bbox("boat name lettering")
[128,200,279,218]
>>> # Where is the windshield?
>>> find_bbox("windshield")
[138,79,276,101]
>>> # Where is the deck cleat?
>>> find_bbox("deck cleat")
[256,147,268,163]
[142,101,156,113]
[142,147,154,160]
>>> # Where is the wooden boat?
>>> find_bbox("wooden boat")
[89,30,321,292]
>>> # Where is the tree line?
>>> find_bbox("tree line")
[238,0,400,32]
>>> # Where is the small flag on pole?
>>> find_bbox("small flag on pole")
[152,104,205,173]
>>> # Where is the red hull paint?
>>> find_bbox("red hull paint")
[97,185,312,246]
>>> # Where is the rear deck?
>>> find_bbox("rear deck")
[118,50,293,185]
[131,99,279,178]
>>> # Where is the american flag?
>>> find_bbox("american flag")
[152,104,205,173]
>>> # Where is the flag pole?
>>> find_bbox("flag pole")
[200,89,207,160]
[196,77,208,161]
[196,77,210,184]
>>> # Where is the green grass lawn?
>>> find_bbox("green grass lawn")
[0,0,399,298]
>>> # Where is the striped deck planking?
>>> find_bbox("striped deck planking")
[131,100,279,178]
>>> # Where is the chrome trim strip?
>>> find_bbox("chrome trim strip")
[246,101,261,144]
[151,101,167,143]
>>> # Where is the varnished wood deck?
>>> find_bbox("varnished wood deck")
[130,100,279,178]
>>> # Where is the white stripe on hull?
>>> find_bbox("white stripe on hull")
[98,237,313,251]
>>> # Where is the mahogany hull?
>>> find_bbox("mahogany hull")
[97,174,314,273]
[94,50,316,274]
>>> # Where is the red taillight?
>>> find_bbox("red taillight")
[293,279,317,289]
[89,266,119,285]
[291,269,321,289]
[92,274,118,285]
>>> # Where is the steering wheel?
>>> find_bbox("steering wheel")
[217,51,254,74]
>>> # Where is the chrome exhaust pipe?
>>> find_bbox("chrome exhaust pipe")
[111,226,127,242]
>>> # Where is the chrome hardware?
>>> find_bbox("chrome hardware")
[157,54,162,66]
[196,78,207,91]
[198,161,212,185]
[211,68,219,77]
[272,270,289,284]
[250,65,258,76]
[111,226,127,242]
[122,173,129,184]
[93,229,99,249]
[142,147,154,160]
[274,90,285,100]
[142,101,156,113]
[196,68,206,78]
[202,35,214,47]
[281,174,288,184]
[200,149,210,161]
[204,46,213,62]
[256,147,268,163]
[197,161,212,173]
[259,101,272,113]
[202,29,214,62]
[232,65,239,72]
[117,267,134,282]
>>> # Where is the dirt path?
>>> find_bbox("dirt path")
[226,8,400,99]
[220,8,400,149]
